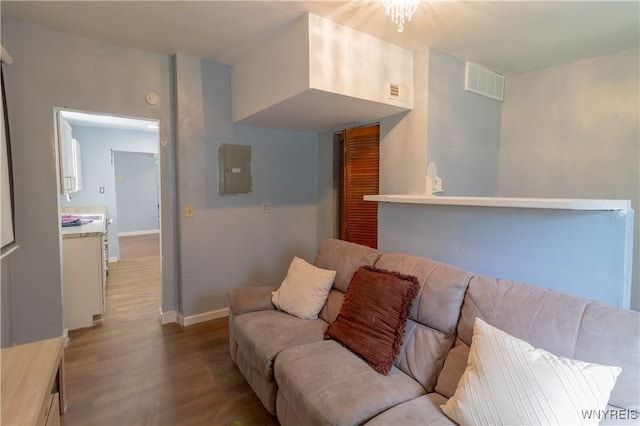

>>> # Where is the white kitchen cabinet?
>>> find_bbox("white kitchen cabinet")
[62,233,105,330]
[57,114,83,195]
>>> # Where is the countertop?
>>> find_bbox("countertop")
[363,195,631,211]
[61,213,106,239]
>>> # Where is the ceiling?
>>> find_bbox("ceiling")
[2,1,639,76]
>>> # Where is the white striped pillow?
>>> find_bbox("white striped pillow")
[441,318,621,426]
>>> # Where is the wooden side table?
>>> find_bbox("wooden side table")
[1,337,66,425]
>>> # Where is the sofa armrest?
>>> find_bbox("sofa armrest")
[228,286,278,318]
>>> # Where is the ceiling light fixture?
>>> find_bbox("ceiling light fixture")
[381,0,419,33]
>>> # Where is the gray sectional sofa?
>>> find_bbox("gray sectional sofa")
[228,239,640,425]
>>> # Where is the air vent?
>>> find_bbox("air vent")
[465,62,504,102]
[387,82,408,102]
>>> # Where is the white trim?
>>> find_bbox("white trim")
[118,229,160,237]
[1,44,14,65]
[108,256,119,263]
[0,244,20,260]
[158,308,178,325]
[62,328,69,348]
[364,195,631,211]
[182,307,229,327]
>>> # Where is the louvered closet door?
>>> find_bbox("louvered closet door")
[341,124,379,249]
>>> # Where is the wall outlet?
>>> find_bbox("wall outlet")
[262,202,272,214]
[184,204,194,217]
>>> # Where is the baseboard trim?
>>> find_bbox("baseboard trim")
[158,308,178,325]
[119,229,160,237]
[181,307,229,327]
[109,256,119,263]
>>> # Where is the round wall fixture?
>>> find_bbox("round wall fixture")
[144,91,161,108]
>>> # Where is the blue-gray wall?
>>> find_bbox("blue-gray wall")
[1,258,12,347]
[426,49,502,196]
[114,151,160,234]
[378,202,633,309]
[376,48,637,310]
[61,126,159,260]
[1,17,321,344]
[175,55,319,317]
[1,17,175,345]
[499,49,639,310]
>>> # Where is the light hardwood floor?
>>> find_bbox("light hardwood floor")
[62,234,278,426]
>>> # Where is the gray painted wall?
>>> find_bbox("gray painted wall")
[114,151,159,233]
[1,18,177,344]
[61,126,159,259]
[379,48,429,195]
[426,48,501,196]
[375,48,636,310]
[175,54,319,317]
[1,258,12,347]
[378,203,633,309]
[499,49,639,310]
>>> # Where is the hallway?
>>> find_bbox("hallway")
[61,234,276,425]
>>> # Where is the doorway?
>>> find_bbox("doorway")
[335,123,380,249]
[56,109,162,332]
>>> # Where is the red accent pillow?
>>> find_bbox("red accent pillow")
[324,266,420,375]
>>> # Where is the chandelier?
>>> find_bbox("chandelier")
[381,0,419,33]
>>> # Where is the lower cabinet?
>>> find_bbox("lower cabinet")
[63,234,105,330]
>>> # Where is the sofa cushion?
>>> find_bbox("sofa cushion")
[231,310,327,380]
[374,253,471,390]
[274,340,426,426]
[439,274,640,411]
[314,239,381,292]
[365,393,455,426]
[318,288,345,324]
[325,266,420,374]
[441,318,621,426]
[271,256,336,320]
[232,346,279,415]
[228,285,278,318]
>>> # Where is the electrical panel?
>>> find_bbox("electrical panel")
[218,143,252,195]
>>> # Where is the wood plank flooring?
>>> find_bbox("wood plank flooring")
[62,234,278,426]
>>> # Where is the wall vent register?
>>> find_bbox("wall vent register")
[464,62,504,102]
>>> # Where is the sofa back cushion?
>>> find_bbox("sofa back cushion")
[373,253,471,392]
[314,239,381,292]
[436,275,640,410]
[316,239,381,324]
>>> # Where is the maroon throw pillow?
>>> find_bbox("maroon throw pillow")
[324,265,420,375]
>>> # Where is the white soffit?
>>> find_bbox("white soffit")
[235,88,409,131]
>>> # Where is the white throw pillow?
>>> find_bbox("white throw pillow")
[271,256,336,320]
[441,318,621,426]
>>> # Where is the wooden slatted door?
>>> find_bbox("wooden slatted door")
[340,124,380,249]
